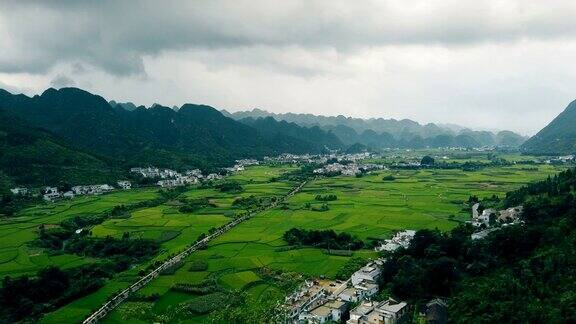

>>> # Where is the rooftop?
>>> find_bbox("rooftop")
[310,305,332,317]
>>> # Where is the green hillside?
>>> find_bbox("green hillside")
[0,88,340,184]
[522,100,576,154]
[0,109,122,191]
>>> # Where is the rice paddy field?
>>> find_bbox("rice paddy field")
[0,188,160,278]
[0,158,565,323]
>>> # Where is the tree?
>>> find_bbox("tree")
[421,155,435,166]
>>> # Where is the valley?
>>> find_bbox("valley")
[0,154,561,323]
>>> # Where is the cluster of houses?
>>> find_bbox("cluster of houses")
[130,167,220,188]
[543,155,575,164]
[392,161,422,168]
[265,152,377,165]
[283,258,411,324]
[313,163,386,177]
[40,182,129,201]
[11,181,133,202]
[131,159,258,188]
[266,153,328,164]
[374,230,416,252]
[129,167,181,179]
[468,203,524,240]
[9,187,28,195]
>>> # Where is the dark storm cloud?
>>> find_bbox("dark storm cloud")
[1,0,576,76]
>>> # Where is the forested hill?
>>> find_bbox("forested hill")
[0,87,341,187]
[380,168,576,322]
[239,117,343,152]
[224,108,527,149]
[521,99,576,154]
[0,110,122,191]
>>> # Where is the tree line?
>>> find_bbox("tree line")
[283,228,364,250]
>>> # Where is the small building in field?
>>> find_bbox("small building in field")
[43,187,60,201]
[117,181,132,189]
[10,187,28,195]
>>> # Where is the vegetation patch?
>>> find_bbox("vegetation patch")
[188,260,209,272]
[216,181,244,193]
[283,228,364,250]
[181,292,230,314]
[314,194,337,201]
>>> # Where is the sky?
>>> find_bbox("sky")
[1,1,576,135]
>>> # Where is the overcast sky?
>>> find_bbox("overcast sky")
[1,1,576,135]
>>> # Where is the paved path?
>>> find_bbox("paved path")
[83,180,307,324]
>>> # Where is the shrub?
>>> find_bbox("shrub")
[188,260,209,272]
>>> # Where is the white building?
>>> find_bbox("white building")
[375,230,416,252]
[284,280,328,320]
[205,173,222,181]
[299,300,346,323]
[71,184,114,196]
[351,260,383,286]
[43,187,60,201]
[117,181,132,189]
[348,299,409,324]
[10,187,28,195]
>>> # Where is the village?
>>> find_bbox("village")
[467,203,524,240]
[9,159,261,202]
[265,152,377,165]
[282,239,446,324]
[280,195,526,324]
[8,153,386,202]
[313,162,386,177]
[280,224,451,324]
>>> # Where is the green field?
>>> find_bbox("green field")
[0,188,159,277]
[103,164,562,323]
[0,160,564,323]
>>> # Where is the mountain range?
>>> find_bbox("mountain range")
[0,87,556,190]
[223,108,528,149]
[0,88,340,188]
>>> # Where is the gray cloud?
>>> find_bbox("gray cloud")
[1,1,576,135]
[2,0,576,75]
